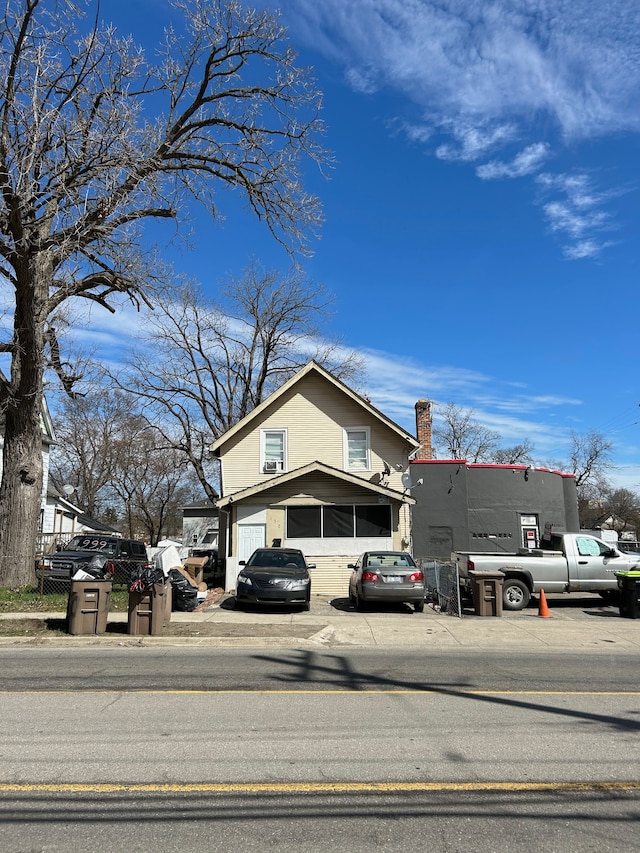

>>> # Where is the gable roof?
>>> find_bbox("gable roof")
[45,483,120,534]
[215,460,416,508]
[210,361,420,454]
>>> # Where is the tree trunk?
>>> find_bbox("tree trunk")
[0,399,44,586]
[0,258,48,587]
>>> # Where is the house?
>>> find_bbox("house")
[181,498,219,551]
[210,361,420,596]
[0,396,56,517]
[409,400,580,559]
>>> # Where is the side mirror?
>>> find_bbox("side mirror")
[239,560,246,566]
[307,563,316,570]
[347,563,355,569]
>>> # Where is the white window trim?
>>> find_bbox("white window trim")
[344,426,371,472]
[260,428,287,474]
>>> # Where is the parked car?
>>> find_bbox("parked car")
[235,547,315,611]
[36,535,151,586]
[348,551,425,612]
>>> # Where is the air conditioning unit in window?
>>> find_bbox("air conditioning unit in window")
[263,460,279,473]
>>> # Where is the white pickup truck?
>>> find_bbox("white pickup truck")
[452,532,640,611]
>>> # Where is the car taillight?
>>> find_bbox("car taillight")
[467,559,475,570]
[362,570,380,582]
[409,571,424,583]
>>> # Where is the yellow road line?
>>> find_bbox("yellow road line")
[0,781,639,794]
[0,689,638,696]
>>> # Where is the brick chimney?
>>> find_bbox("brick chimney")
[414,399,433,460]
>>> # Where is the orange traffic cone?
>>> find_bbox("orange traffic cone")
[538,588,551,618]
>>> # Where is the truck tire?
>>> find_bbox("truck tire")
[502,578,530,611]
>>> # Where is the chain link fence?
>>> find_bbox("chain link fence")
[35,535,73,595]
[35,535,133,596]
[416,558,463,617]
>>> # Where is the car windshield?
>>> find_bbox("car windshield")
[366,554,415,568]
[248,550,305,569]
[65,536,118,556]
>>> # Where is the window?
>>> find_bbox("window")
[261,429,286,473]
[576,536,609,557]
[355,505,391,537]
[286,504,391,538]
[345,427,370,471]
[287,506,321,538]
[324,505,354,537]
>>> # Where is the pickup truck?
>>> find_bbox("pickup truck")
[36,535,151,587]
[452,532,640,611]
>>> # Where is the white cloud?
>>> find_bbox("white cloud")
[476,142,551,179]
[536,171,617,257]
[276,0,640,258]
[354,348,581,455]
[435,120,518,162]
[280,0,640,139]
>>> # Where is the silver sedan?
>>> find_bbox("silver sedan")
[348,551,425,612]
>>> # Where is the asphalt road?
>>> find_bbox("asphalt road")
[0,647,638,852]
[0,645,638,691]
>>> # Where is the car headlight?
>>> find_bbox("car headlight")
[237,573,252,586]
[288,577,310,589]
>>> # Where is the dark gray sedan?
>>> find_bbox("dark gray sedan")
[235,547,315,611]
[348,551,425,612]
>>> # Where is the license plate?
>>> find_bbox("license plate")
[385,576,402,583]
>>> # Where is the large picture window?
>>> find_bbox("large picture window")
[287,504,391,538]
[356,505,392,537]
[287,506,321,538]
[324,505,354,537]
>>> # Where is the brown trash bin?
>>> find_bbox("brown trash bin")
[67,580,112,635]
[128,582,170,635]
[469,570,504,617]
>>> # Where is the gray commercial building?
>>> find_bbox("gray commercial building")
[409,400,580,560]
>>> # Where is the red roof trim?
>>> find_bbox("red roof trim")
[410,459,574,478]
[411,459,467,464]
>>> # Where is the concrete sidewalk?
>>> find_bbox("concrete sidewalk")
[1,592,639,650]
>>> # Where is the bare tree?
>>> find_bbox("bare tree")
[110,264,364,501]
[567,429,613,490]
[432,404,502,462]
[0,0,326,585]
[605,488,640,538]
[544,429,613,526]
[51,396,200,544]
[49,392,134,518]
[107,418,199,545]
[493,440,535,466]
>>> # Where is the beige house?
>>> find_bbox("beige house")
[210,361,419,597]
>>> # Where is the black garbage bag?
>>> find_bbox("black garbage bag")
[129,565,166,593]
[82,554,112,580]
[168,568,198,612]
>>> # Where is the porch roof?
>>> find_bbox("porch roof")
[215,460,416,509]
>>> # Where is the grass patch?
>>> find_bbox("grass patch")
[0,586,129,613]
[0,617,67,636]
[0,616,327,639]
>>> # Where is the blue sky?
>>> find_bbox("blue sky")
[85,1,640,485]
